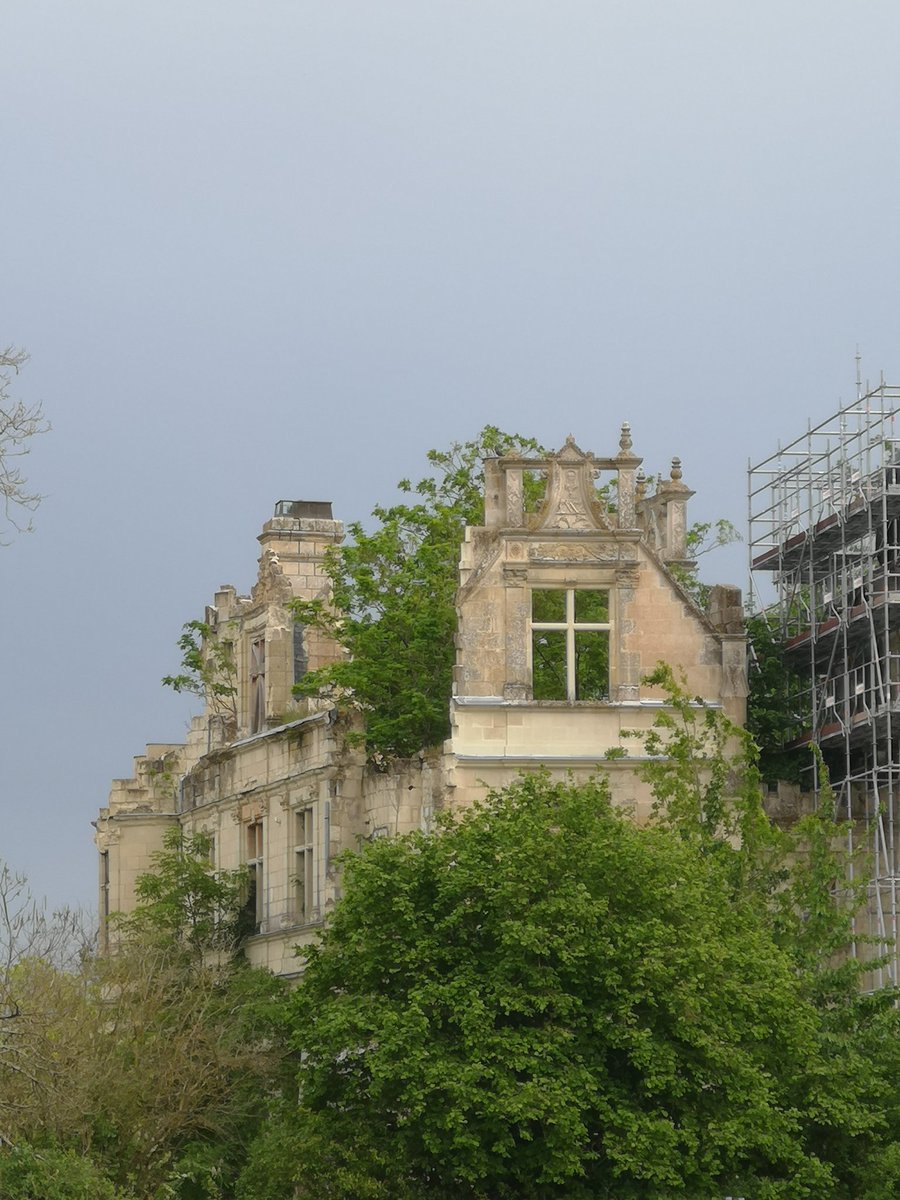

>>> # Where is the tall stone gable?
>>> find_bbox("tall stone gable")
[449,427,746,815]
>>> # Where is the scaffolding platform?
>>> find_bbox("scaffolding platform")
[749,381,900,987]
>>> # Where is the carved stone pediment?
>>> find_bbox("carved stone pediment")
[537,436,612,533]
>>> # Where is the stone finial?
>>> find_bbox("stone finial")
[615,421,641,467]
[657,456,692,498]
[635,468,646,501]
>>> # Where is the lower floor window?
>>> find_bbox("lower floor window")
[244,820,264,932]
[294,807,315,924]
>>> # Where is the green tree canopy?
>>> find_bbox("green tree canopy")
[745,613,809,786]
[247,739,899,1200]
[292,427,544,760]
[0,1143,130,1200]
[112,827,248,959]
[161,618,238,725]
[1,837,292,1200]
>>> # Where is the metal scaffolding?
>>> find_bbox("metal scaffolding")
[748,382,900,987]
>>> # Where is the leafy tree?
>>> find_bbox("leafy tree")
[0,843,292,1200]
[162,619,238,726]
[236,667,900,1200]
[746,612,808,784]
[668,517,741,608]
[0,347,49,542]
[631,664,885,982]
[0,1143,129,1200]
[241,760,896,1198]
[0,862,92,1134]
[632,665,900,1195]
[0,948,290,1199]
[291,427,544,761]
[111,827,247,960]
[234,1112,303,1200]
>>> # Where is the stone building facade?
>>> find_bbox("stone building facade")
[95,430,746,977]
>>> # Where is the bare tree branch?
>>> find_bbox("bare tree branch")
[0,347,49,541]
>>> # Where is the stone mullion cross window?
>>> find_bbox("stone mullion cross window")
[532,588,611,701]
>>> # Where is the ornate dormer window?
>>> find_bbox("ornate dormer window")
[532,588,610,700]
[467,428,644,705]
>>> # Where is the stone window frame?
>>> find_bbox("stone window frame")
[291,806,316,926]
[244,819,265,932]
[530,586,612,702]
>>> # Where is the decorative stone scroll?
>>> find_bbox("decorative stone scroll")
[252,549,294,606]
[529,541,617,563]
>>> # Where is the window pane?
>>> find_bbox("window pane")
[533,630,567,699]
[574,589,609,623]
[532,589,566,623]
[242,864,261,932]
[295,851,308,922]
[575,631,609,700]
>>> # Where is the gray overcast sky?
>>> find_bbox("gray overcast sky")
[4,0,900,912]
